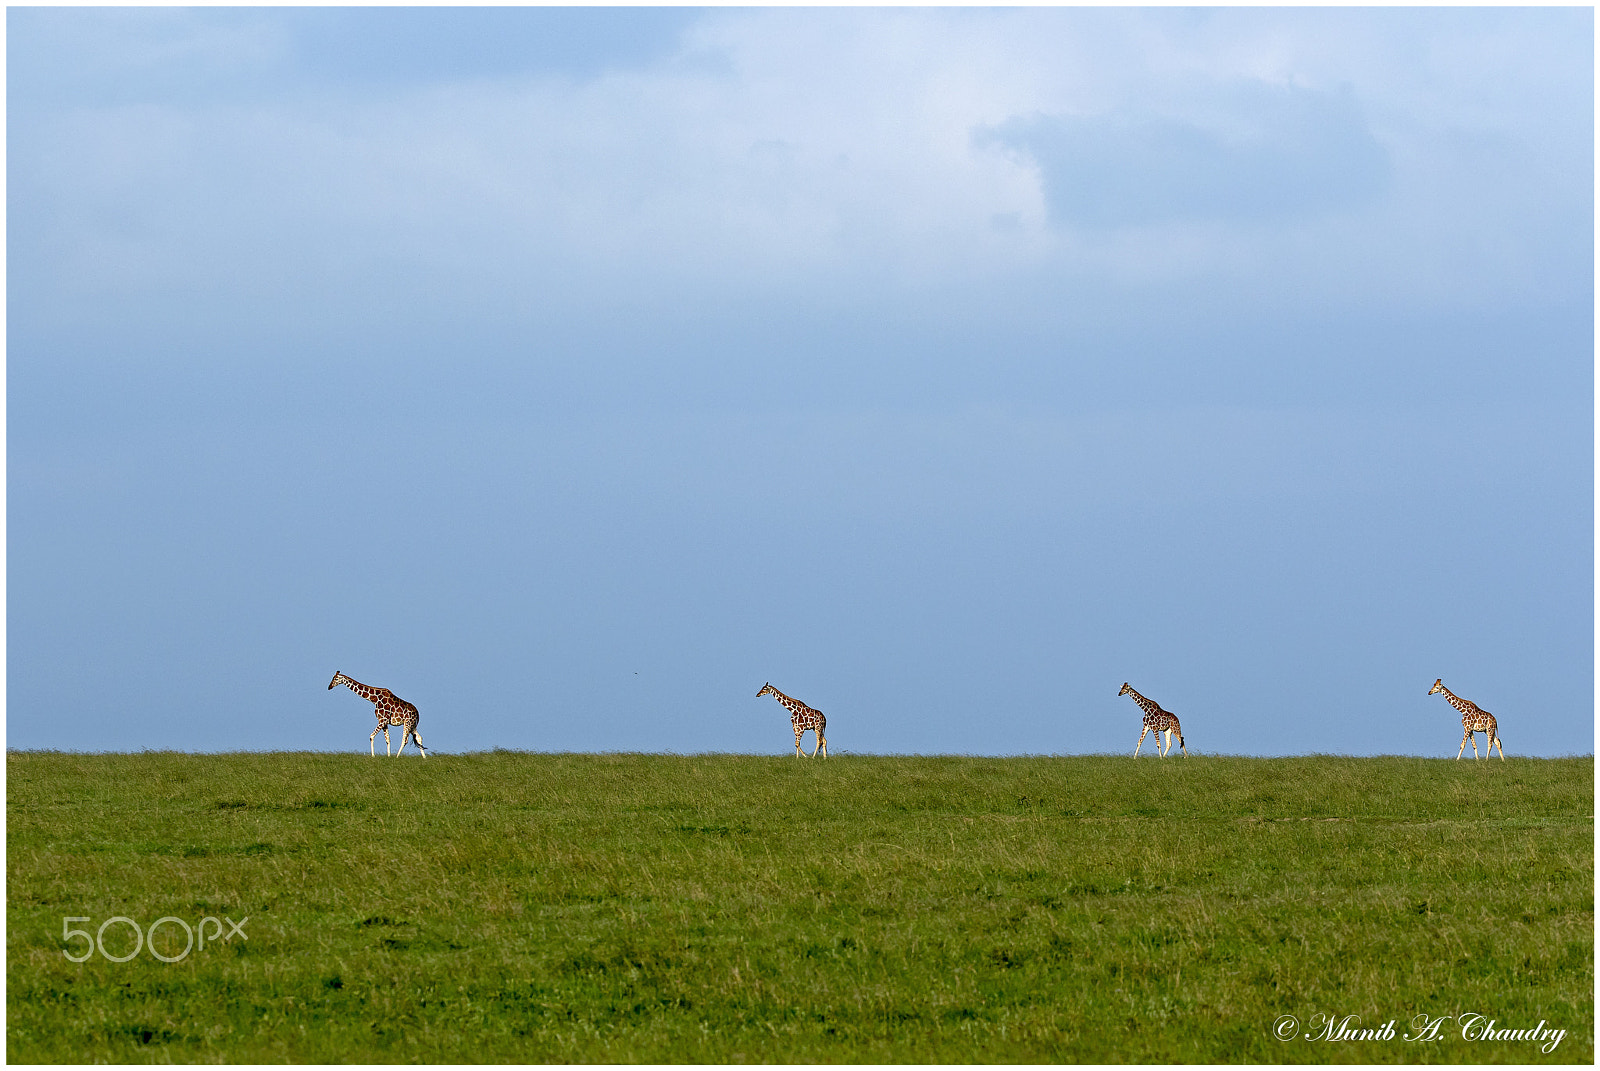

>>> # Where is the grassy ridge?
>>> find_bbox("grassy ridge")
[6,752,1592,1063]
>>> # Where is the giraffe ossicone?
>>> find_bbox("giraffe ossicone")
[757,682,828,758]
[328,670,429,758]
[1119,682,1186,757]
[1428,678,1504,760]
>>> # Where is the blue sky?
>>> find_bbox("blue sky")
[8,7,1592,757]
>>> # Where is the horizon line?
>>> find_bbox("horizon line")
[6,748,1592,761]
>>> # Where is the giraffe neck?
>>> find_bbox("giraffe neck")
[767,687,803,715]
[336,675,382,703]
[1437,684,1474,715]
[1124,687,1161,718]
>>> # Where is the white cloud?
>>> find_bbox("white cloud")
[10,7,1590,347]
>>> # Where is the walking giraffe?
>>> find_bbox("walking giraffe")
[1119,682,1187,757]
[1428,678,1504,760]
[757,683,828,758]
[328,671,429,757]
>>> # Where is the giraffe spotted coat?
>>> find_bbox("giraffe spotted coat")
[1119,682,1187,757]
[757,682,828,758]
[329,671,429,757]
[1428,678,1504,760]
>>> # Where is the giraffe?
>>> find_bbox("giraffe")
[328,671,429,757]
[1428,678,1504,760]
[757,683,828,758]
[1119,682,1186,757]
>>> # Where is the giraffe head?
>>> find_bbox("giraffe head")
[757,682,775,698]
[1118,682,1132,697]
[1428,678,1444,696]
[328,670,346,691]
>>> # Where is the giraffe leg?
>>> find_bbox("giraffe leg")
[809,730,823,758]
[370,726,382,757]
[817,730,826,759]
[395,729,409,757]
[1494,734,1504,760]
[1456,731,1469,759]
[1134,727,1148,757]
[412,730,428,758]
[1470,732,1481,760]
[385,726,394,757]
[794,729,803,758]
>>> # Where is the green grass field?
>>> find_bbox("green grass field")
[6,751,1592,1063]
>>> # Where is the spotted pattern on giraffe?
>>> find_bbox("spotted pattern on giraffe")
[328,671,429,757]
[1428,678,1504,760]
[1119,682,1187,757]
[757,682,828,758]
